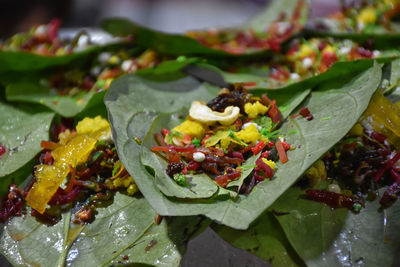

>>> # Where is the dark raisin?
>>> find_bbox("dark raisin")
[207,87,248,113]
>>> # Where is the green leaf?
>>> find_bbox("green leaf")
[0,102,54,177]
[305,18,400,50]
[200,57,395,93]
[136,57,200,81]
[213,185,347,267]
[0,43,126,73]
[102,0,308,56]
[6,81,107,118]
[106,62,381,229]
[0,193,204,266]
[212,211,305,267]
[274,188,400,266]
[271,187,348,262]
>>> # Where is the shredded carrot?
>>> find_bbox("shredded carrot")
[276,140,288,163]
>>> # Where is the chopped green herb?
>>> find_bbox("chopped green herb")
[173,173,188,187]
[240,165,257,169]
[353,203,362,213]
[112,161,122,177]
[254,116,272,131]
[229,129,248,147]
[191,138,202,147]
[343,138,357,144]
[320,116,332,121]
[261,129,281,139]
[288,130,297,135]
[92,151,104,162]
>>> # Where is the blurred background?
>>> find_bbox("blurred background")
[0,0,339,37]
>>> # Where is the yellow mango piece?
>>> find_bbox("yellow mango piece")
[52,135,97,168]
[364,92,400,148]
[26,165,66,214]
[357,7,377,25]
[76,116,111,140]
[299,44,314,58]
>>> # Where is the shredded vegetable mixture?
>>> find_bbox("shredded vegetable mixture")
[151,85,292,192]
[1,116,138,224]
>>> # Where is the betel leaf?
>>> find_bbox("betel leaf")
[0,102,54,177]
[0,193,205,266]
[212,211,304,267]
[106,61,381,229]
[212,186,347,267]
[198,56,396,93]
[271,187,348,264]
[6,81,107,118]
[305,18,400,50]
[0,42,127,73]
[277,189,400,266]
[102,0,308,56]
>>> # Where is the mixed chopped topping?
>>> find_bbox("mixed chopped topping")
[151,85,291,192]
[0,116,138,224]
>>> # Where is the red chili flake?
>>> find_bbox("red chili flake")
[254,158,274,181]
[244,82,257,88]
[261,151,270,159]
[307,115,314,121]
[370,131,387,144]
[380,181,400,207]
[251,141,266,155]
[182,165,188,175]
[299,107,310,117]
[266,141,274,149]
[281,141,291,151]
[290,113,299,119]
[161,128,170,136]
[0,184,24,222]
[41,140,61,150]
[201,135,211,147]
[0,144,6,156]
[268,100,282,123]
[318,42,327,51]
[357,47,373,58]
[306,189,362,211]
[234,118,243,129]
[47,18,62,42]
[321,51,338,68]
[374,151,400,182]
[261,94,272,106]
[52,101,58,106]
[187,160,200,171]
[43,151,53,165]
[214,171,241,187]
[122,255,129,261]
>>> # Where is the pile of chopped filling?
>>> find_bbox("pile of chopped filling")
[0,116,138,224]
[151,85,292,193]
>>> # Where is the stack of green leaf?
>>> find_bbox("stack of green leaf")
[1,0,400,266]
